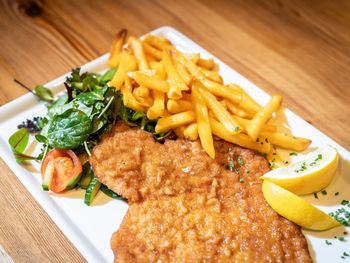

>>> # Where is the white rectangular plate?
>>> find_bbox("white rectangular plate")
[0,26,349,262]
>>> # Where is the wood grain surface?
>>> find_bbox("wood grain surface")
[0,0,349,261]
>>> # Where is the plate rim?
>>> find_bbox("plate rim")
[0,25,349,262]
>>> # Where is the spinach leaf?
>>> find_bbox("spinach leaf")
[91,118,106,133]
[82,74,99,91]
[75,87,106,106]
[48,94,68,118]
[34,85,54,102]
[47,109,92,149]
[98,69,116,84]
[73,100,93,117]
[8,128,29,152]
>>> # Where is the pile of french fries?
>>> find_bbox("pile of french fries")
[107,29,311,160]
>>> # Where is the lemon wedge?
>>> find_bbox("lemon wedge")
[261,145,338,195]
[262,180,341,230]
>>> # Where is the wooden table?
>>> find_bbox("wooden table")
[1,0,349,261]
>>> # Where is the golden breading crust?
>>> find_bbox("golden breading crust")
[90,123,312,262]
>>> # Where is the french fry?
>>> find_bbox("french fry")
[167,99,194,113]
[162,50,188,99]
[109,50,137,89]
[195,81,241,134]
[146,55,157,63]
[155,111,196,133]
[157,35,172,44]
[208,110,217,120]
[222,99,253,119]
[227,84,261,114]
[201,78,242,105]
[192,87,215,158]
[129,37,149,70]
[199,67,223,83]
[233,115,277,132]
[150,61,167,80]
[246,95,282,141]
[187,53,200,64]
[162,109,171,117]
[106,32,311,157]
[121,76,146,112]
[209,117,271,154]
[182,92,192,101]
[184,123,198,140]
[108,53,121,68]
[143,35,173,51]
[133,88,153,108]
[212,63,219,72]
[130,69,157,77]
[147,90,165,120]
[261,132,312,151]
[173,50,205,79]
[267,148,284,169]
[197,57,215,70]
[129,71,169,93]
[133,86,150,98]
[142,42,162,60]
[108,29,127,68]
[174,126,185,138]
[174,60,192,86]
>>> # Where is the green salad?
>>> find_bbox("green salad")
[9,68,171,205]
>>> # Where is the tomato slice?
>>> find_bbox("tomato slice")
[41,149,82,193]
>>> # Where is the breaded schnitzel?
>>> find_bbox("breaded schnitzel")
[90,123,312,262]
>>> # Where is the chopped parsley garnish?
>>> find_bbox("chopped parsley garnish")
[294,162,307,173]
[338,236,346,241]
[329,206,350,226]
[321,190,327,195]
[341,200,349,206]
[325,240,332,245]
[316,154,323,161]
[335,192,340,196]
[227,160,234,172]
[289,152,298,156]
[344,252,349,257]
[314,192,318,199]
[294,153,324,173]
[237,157,244,166]
[310,154,323,166]
[245,169,250,174]
[239,177,244,183]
